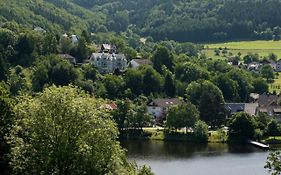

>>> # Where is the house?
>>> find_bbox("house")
[249,93,260,102]
[256,94,281,116]
[58,54,76,64]
[70,35,79,44]
[129,59,153,68]
[224,103,258,117]
[100,44,116,53]
[61,34,79,44]
[247,62,260,71]
[89,53,127,73]
[276,60,281,72]
[147,98,182,122]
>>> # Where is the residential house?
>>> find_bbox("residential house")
[70,35,79,45]
[276,60,281,72]
[247,62,260,71]
[147,98,182,123]
[58,54,76,64]
[62,34,79,45]
[256,94,281,117]
[100,44,116,53]
[129,59,153,68]
[89,53,127,73]
[225,103,258,117]
[89,44,127,73]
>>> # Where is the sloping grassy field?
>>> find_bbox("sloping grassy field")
[202,40,281,60]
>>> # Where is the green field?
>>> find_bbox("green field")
[269,74,281,94]
[202,40,281,60]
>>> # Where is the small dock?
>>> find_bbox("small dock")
[248,140,269,149]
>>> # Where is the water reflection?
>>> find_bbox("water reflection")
[121,140,269,175]
[121,140,265,158]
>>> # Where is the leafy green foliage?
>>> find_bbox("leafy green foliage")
[186,80,225,126]
[0,83,13,175]
[265,151,281,175]
[260,64,275,81]
[167,102,199,130]
[142,66,163,95]
[32,56,81,91]
[193,120,209,142]
[112,99,152,130]
[265,120,281,137]
[228,112,256,142]
[213,74,239,102]
[175,62,209,84]
[152,46,174,73]
[8,85,138,175]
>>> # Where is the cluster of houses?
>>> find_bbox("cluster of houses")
[245,59,281,72]
[146,93,281,124]
[225,93,281,121]
[57,36,152,74]
[224,54,281,72]
[101,93,281,125]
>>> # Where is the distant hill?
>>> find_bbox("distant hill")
[71,0,281,42]
[0,0,106,33]
[1,0,281,42]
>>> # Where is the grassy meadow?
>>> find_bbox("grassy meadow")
[269,73,281,94]
[202,40,281,60]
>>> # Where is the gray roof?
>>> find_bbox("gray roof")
[225,103,258,116]
[58,54,76,64]
[58,54,75,59]
[91,53,125,60]
[257,94,279,108]
[131,59,153,66]
[225,103,245,113]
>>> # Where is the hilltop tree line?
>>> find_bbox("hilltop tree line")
[72,0,281,42]
[1,0,281,42]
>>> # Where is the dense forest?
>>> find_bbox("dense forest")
[1,0,281,42]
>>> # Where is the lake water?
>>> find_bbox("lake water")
[121,140,270,175]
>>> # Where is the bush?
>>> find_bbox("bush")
[193,120,209,142]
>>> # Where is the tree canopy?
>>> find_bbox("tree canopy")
[228,112,256,142]
[8,85,138,175]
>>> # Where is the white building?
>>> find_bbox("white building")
[89,53,127,73]
[147,98,182,123]
[70,35,79,44]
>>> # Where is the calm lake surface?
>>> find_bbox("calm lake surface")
[121,140,270,175]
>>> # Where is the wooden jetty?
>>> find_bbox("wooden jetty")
[248,140,269,149]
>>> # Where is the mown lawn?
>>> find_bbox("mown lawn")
[202,40,281,60]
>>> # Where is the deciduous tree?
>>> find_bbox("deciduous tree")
[8,86,138,175]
